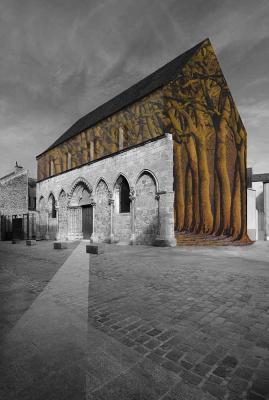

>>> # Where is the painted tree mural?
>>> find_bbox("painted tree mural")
[37,39,250,243]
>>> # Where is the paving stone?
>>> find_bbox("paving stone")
[165,349,183,362]
[204,353,219,365]
[213,365,230,378]
[181,360,193,370]
[228,376,249,394]
[135,334,149,344]
[247,391,267,400]
[162,360,182,374]
[133,345,149,355]
[194,362,211,376]
[146,328,162,337]
[251,378,269,397]
[144,338,160,350]
[203,381,227,399]
[181,370,202,386]
[235,366,254,380]
[222,355,238,368]
[158,329,178,342]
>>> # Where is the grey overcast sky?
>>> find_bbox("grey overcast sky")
[0,0,268,178]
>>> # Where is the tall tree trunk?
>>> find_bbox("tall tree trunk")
[173,142,185,231]
[196,138,213,233]
[184,166,193,230]
[185,137,200,232]
[213,173,220,234]
[230,155,241,239]
[215,96,231,234]
[238,142,249,241]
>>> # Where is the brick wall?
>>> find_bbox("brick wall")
[37,135,175,245]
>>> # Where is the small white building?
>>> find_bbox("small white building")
[247,168,269,241]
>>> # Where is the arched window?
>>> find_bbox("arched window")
[48,194,56,218]
[115,176,130,213]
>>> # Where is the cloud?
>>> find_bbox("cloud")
[0,0,269,177]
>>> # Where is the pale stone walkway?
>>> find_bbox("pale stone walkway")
[1,241,89,400]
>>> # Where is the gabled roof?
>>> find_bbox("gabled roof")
[38,38,208,157]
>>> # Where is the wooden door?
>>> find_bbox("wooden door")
[82,205,93,239]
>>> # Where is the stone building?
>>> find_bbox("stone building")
[36,39,250,246]
[0,163,36,240]
[247,168,269,241]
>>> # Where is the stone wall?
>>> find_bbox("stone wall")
[95,180,110,242]
[58,190,68,240]
[36,135,175,246]
[135,172,158,244]
[0,170,28,215]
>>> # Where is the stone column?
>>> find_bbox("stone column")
[154,191,176,247]
[108,194,115,243]
[264,182,269,241]
[129,187,136,245]
[0,211,2,240]
[55,200,60,240]
[45,207,50,240]
[90,201,96,243]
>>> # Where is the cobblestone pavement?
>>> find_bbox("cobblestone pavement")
[88,243,269,400]
[0,240,269,400]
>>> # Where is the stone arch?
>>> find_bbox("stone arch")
[39,195,46,211]
[95,179,110,242]
[135,169,159,192]
[69,177,92,199]
[69,178,92,207]
[94,177,111,196]
[47,192,57,239]
[58,189,68,240]
[135,171,158,245]
[68,177,93,240]
[114,175,131,214]
[112,172,131,193]
[48,192,56,217]
[113,174,131,243]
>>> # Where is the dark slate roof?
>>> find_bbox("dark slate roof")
[38,38,208,157]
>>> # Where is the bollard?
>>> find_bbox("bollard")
[86,244,104,254]
[26,240,37,246]
[54,241,68,249]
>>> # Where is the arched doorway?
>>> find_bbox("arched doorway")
[68,180,93,239]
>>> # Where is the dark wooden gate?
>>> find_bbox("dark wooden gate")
[82,205,93,239]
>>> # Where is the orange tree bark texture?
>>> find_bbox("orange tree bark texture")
[37,39,249,243]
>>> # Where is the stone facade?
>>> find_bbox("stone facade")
[95,180,110,242]
[36,135,176,246]
[0,168,28,215]
[135,172,158,244]
[0,165,37,240]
